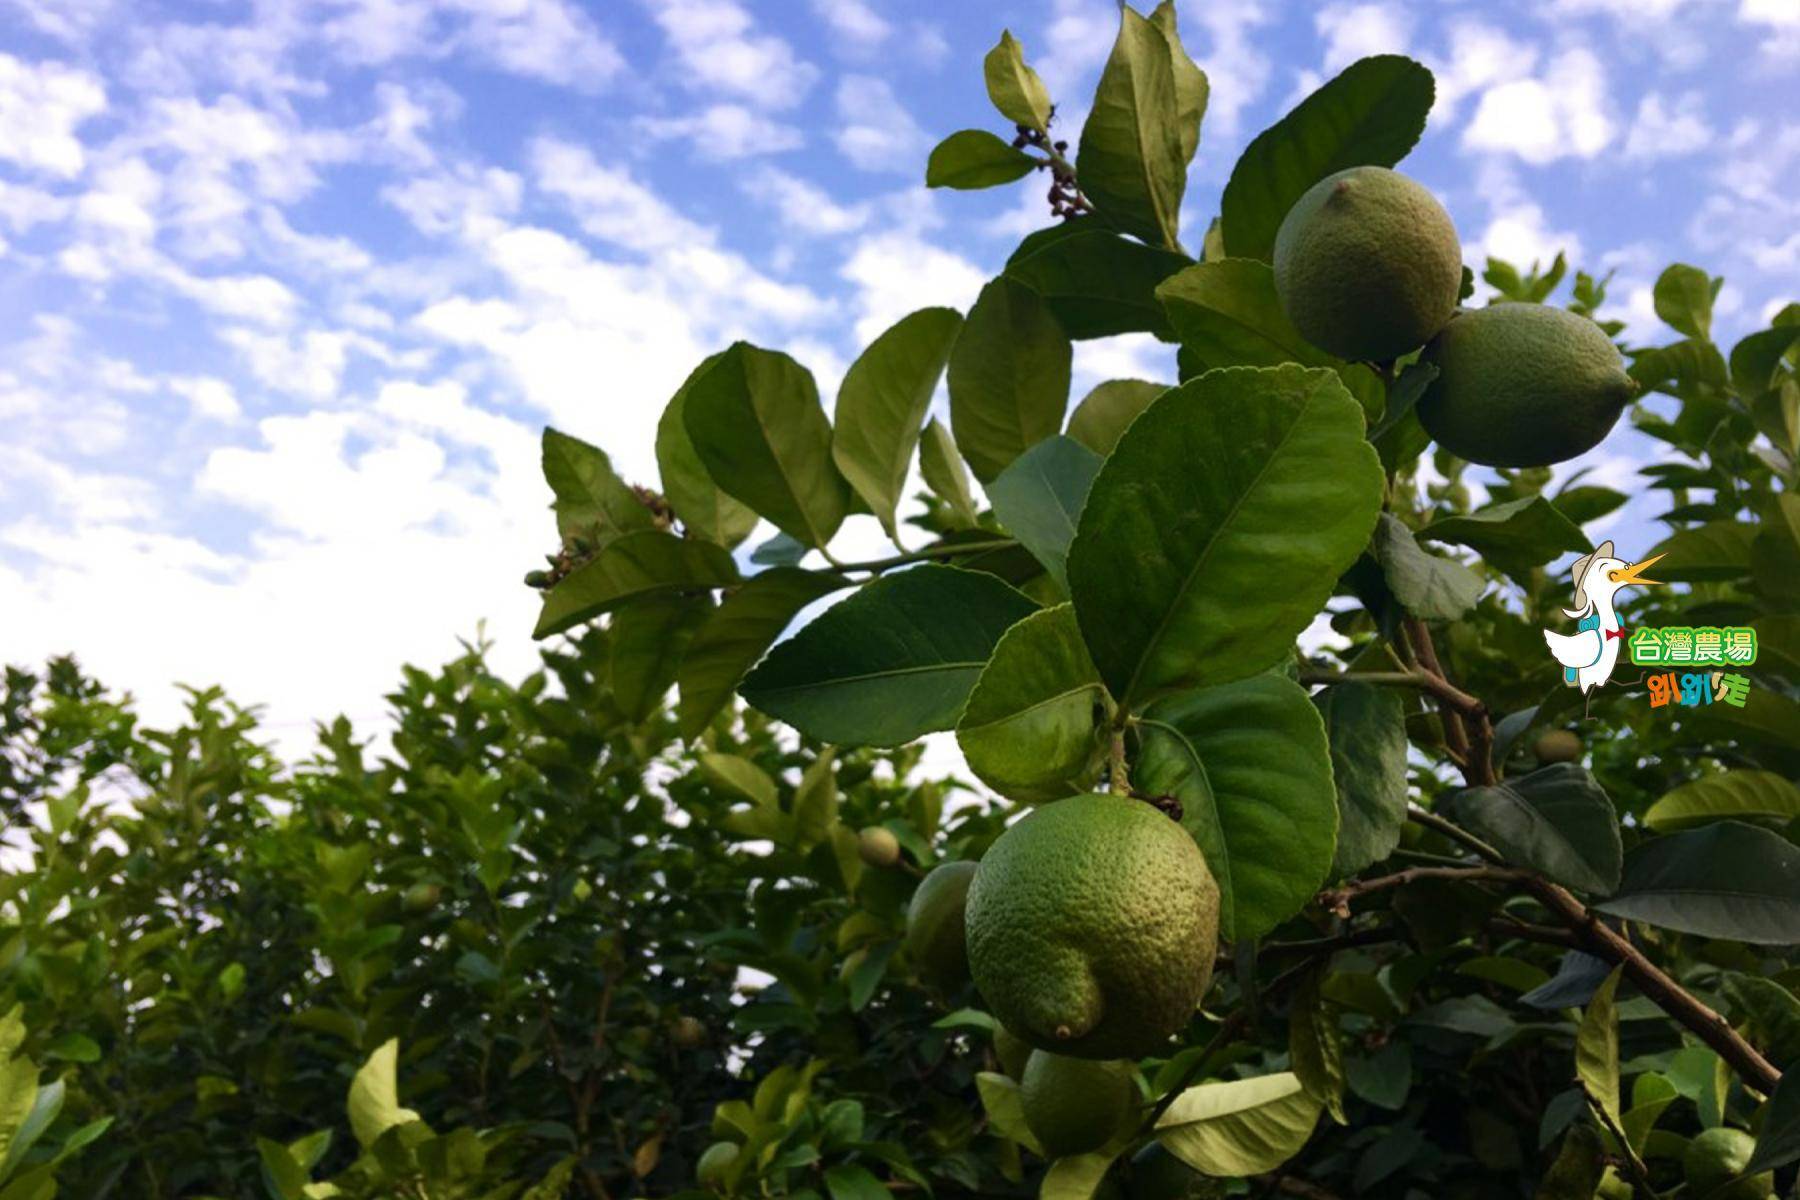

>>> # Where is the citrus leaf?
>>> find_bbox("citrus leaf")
[534,531,739,640]
[983,31,1052,132]
[1065,379,1165,456]
[1004,224,1190,340]
[1149,2,1208,166]
[949,277,1071,483]
[1652,263,1714,342]
[1645,520,1756,582]
[975,1072,1044,1155]
[831,307,963,539]
[1040,1153,1117,1200]
[1289,970,1347,1125]
[683,342,850,548]
[1575,966,1623,1134]
[1067,364,1383,708]
[1441,765,1622,895]
[609,594,713,724]
[1138,674,1339,942]
[1155,1072,1322,1176]
[987,436,1102,593]
[1643,771,1800,832]
[1220,55,1434,262]
[1418,496,1588,580]
[347,1040,422,1150]
[957,605,1107,804]
[1721,975,1800,1067]
[542,428,656,547]
[926,129,1041,190]
[1596,821,1800,944]
[676,568,851,738]
[1684,685,1800,756]
[1314,681,1408,877]
[1730,324,1800,394]
[741,565,1036,746]
[1370,513,1484,621]
[823,1163,890,1200]
[918,416,980,528]
[1747,1070,1800,1175]
[655,356,759,548]
[1076,6,1186,248]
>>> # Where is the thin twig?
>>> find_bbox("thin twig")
[1580,1080,1659,1197]
[830,538,1017,574]
[1315,865,1527,918]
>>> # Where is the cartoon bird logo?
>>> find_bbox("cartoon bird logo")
[1544,540,1664,708]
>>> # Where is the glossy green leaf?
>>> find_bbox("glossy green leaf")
[609,594,713,724]
[534,531,740,640]
[948,276,1072,483]
[918,416,980,528]
[1596,821,1800,944]
[925,129,1041,190]
[1289,970,1347,1125]
[1220,55,1435,261]
[986,436,1102,592]
[655,357,759,548]
[1155,1072,1322,1177]
[1442,765,1621,895]
[1138,674,1339,941]
[1149,1,1207,166]
[1575,966,1622,1134]
[1075,6,1186,248]
[543,428,655,547]
[1065,379,1165,456]
[983,31,1051,132]
[1646,520,1756,582]
[1041,1153,1118,1200]
[1004,224,1190,340]
[683,342,850,547]
[1418,495,1589,579]
[1370,513,1484,621]
[1643,771,1800,832]
[1314,681,1408,877]
[676,568,851,738]
[823,1163,890,1200]
[956,605,1107,804]
[348,1040,423,1150]
[1537,1124,1606,1200]
[742,565,1036,746]
[831,307,963,539]
[1721,975,1800,1068]
[1731,325,1800,394]
[1067,364,1383,707]
[700,752,777,808]
[974,1072,1044,1155]
[1748,1070,1800,1175]
[1652,263,1714,341]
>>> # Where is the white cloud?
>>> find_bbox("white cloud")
[1462,49,1613,164]
[1427,20,1537,124]
[1739,0,1800,59]
[0,54,107,177]
[170,376,242,421]
[641,0,818,110]
[532,138,714,250]
[840,232,985,345]
[742,169,870,236]
[636,104,804,159]
[833,76,928,173]
[1315,3,1412,72]
[1187,0,1274,142]
[222,327,354,400]
[1623,92,1713,160]
[444,0,625,90]
[810,0,892,50]
[1032,0,1116,101]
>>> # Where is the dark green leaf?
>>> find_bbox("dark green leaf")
[948,277,1071,483]
[742,565,1036,746]
[1730,325,1800,394]
[1747,1069,1800,1174]
[1643,771,1800,832]
[1076,6,1187,248]
[1315,682,1408,877]
[1068,364,1383,707]
[677,568,851,738]
[684,342,850,547]
[1418,496,1589,579]
[1646,520,1755,582]
[1596,821,1800,944]
[925,130,1041,190]
[1289,969,1347,1125]
[750,531,807,567]
[609,594,713,724]
[983,30,1052,132]
[534,531,739,640]
[956,604,1107,803]
[1721,975,1800,1067]
[1442,765,1622,894]
[918,416,979,528]
[986,435,1102,592]
[1004,224,1191,340]
[823,1164,890,1200]
[1138,674,1339,941]
[655,357,759,547]
[1345,1042,1410,1110]
[1220,55,1435,261]
[543,428,655,546]
[1065,379,1166,456]
[831,307,963,538]
[1551,485,1629,527]
[1370,513,1484,621]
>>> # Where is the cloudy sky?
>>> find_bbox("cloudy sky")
[1,0,1796,749]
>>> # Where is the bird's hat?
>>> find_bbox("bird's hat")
[1569,540,1615,600]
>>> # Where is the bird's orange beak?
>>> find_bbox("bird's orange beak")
[1607,553,1665,588]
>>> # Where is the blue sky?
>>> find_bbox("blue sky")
[1,0,1796,744]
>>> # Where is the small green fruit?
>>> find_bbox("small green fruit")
[695,1141,738,1187]
[1273,165,1463,362]
[1019,1050,1136,1158]
[1126,1142,1219,1200]
[1533,729,1582,764]
[993,1025,1032,1079]
[905,861,977,991]
[670,1015,706,1049]
[1418,302,1637,467]
[1683,1127,1772,1200]
[857,826,902,868]
[401,882,441,915]
[966,794,1219,1059]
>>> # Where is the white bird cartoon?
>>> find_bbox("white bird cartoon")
[1544,540,1664,713]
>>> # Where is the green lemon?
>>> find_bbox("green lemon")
[1418,302,1637,467]
[965,793,1220,1059]
[857,826,902,868]
[1683,1127,1772,1200]
[1019,1050,1137,1158]
[1533,729,1582,764]
[905,860,977,991]
[669,1015,706,1049]
[401,882,441,915]
[1273,166,1463,362]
